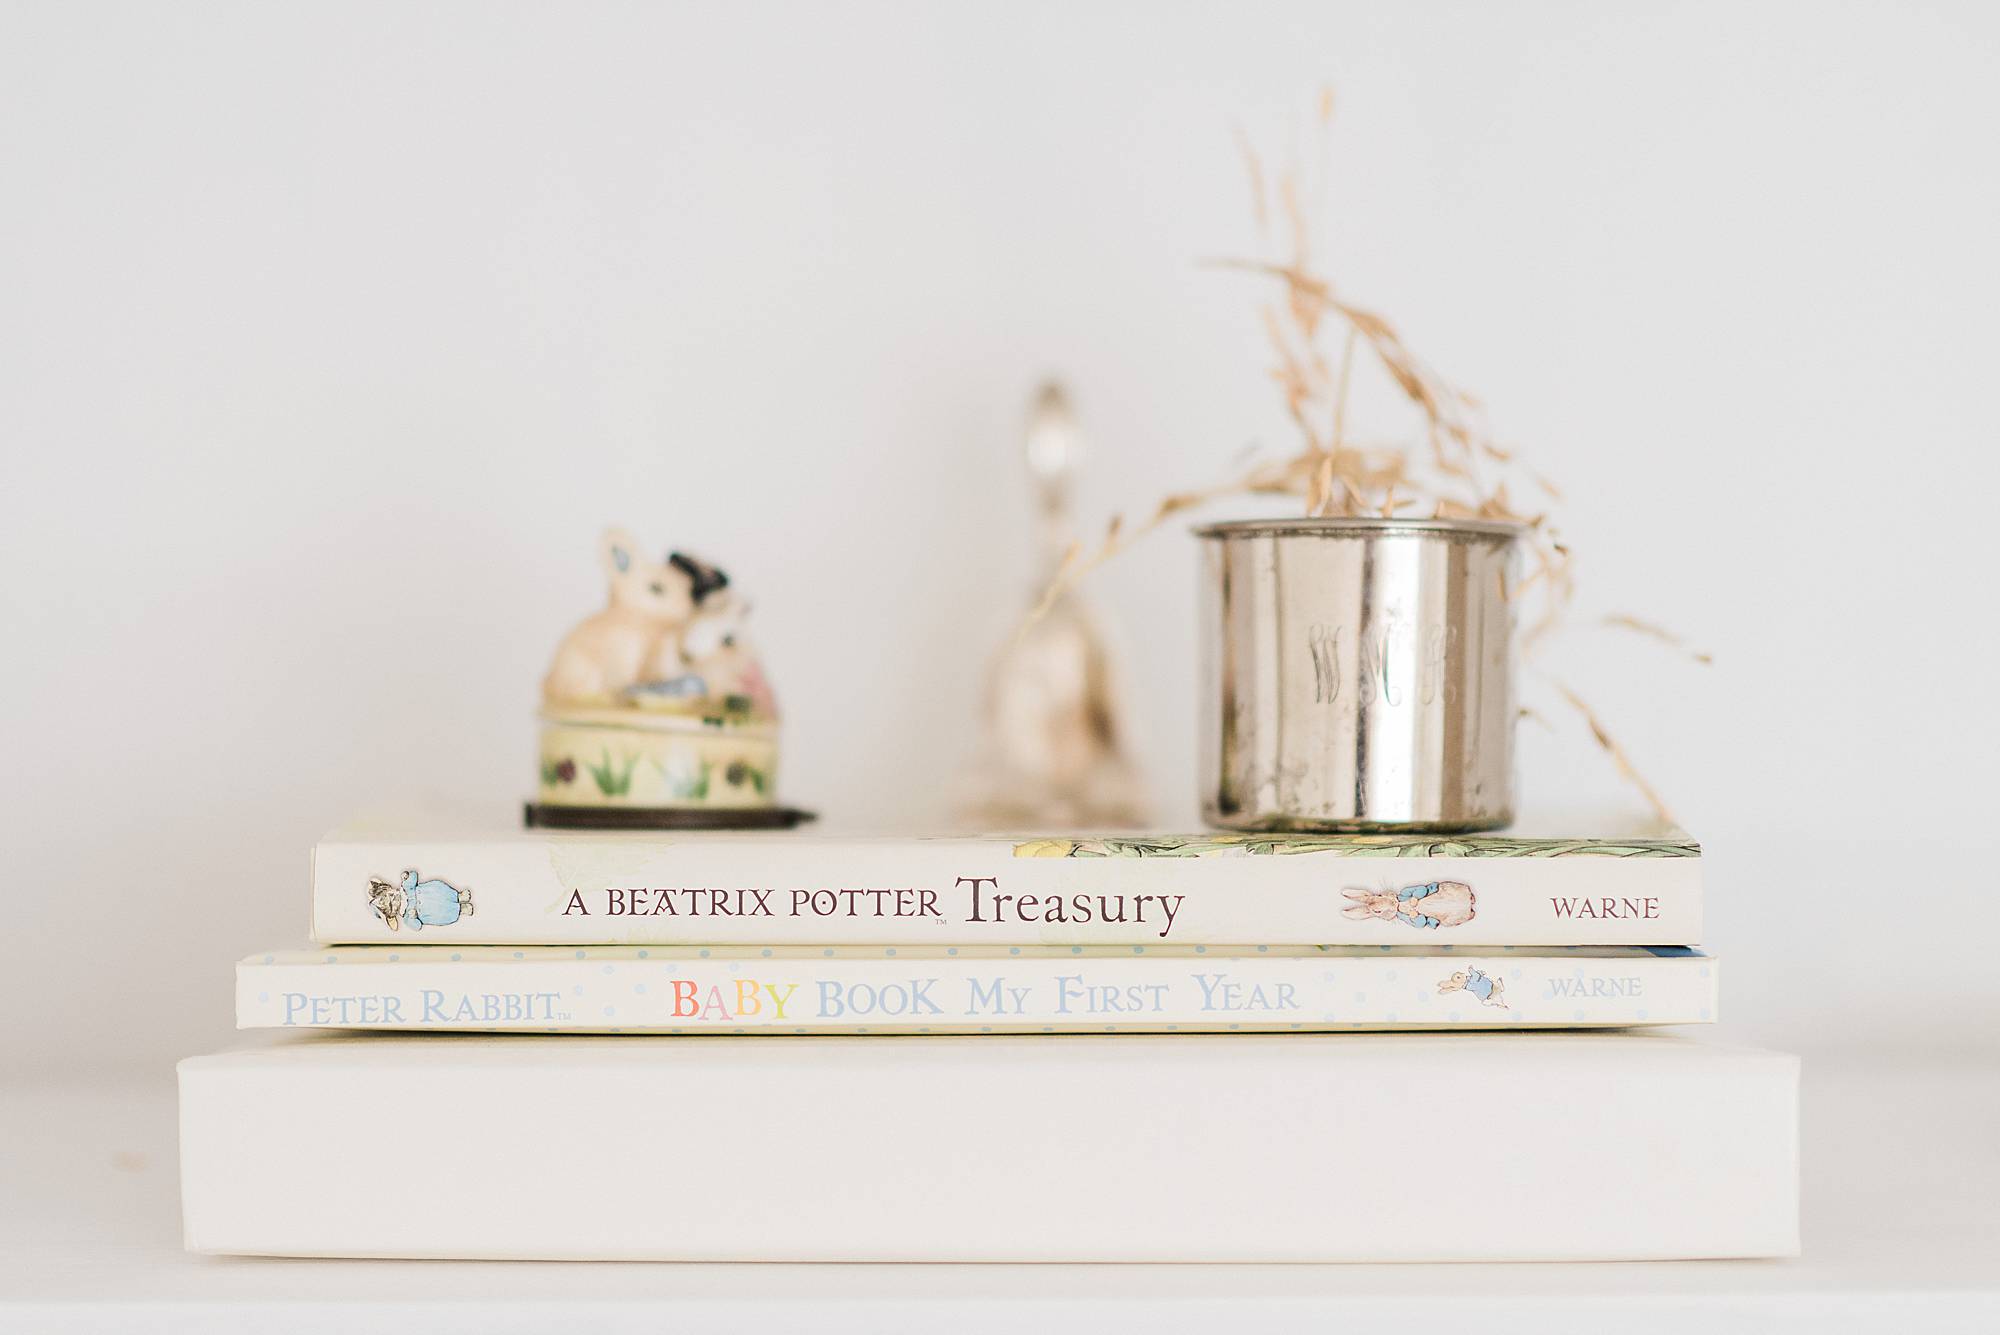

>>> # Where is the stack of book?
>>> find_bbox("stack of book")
[179,815,1800,1261]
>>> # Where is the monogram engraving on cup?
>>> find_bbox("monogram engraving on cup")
[1307,624,1343,703]
[1307,620,1458,706]
[1417,622,1458,706]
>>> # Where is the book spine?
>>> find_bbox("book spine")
[312,838,1701,946]
[238,950,1715,1034]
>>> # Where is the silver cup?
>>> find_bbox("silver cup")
[1195,517,1521,832]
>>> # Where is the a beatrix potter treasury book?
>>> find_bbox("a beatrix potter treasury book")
[311,813,1702,947]
[238,944,1715,1034]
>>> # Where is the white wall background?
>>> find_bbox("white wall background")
[3,0,1995,1076]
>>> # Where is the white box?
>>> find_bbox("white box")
[178,1031,1798,1262]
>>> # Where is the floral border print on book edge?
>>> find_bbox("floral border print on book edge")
[1016,833,1698,859]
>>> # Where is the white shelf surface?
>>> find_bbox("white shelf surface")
[2,1046,1995,1334]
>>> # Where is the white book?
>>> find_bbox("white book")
[310,813,1702,946]
[178,1031,1799,1262]
[237,943,1717,1034]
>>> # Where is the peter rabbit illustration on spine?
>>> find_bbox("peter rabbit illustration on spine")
[1341,881,1475,929]
[365,878,407,931]
[1437,967,1508,1008]
[367,871,474,932]
[540,528,731,706]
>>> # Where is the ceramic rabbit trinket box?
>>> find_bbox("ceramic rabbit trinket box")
[526,528,808,829]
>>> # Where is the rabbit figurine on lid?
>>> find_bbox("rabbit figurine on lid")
[526,528,806,829]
